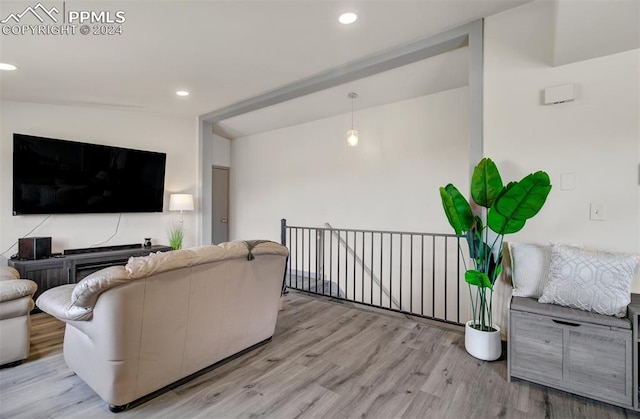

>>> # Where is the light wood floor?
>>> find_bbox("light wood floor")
[1,292,638,419]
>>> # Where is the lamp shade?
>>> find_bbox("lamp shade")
[169,194,194,211]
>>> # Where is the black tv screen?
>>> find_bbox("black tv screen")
[13,134,166,215]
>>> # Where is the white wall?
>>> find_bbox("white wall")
[230,87,470,323]
[0,101,198,263]
[230,87,470,242]
[484,1,640,289]
[212,133,231,168]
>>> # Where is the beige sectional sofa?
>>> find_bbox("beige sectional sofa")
[36,241,288,411]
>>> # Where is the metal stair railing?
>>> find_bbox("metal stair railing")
[280,219,466,327]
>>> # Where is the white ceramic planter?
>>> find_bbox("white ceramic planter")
[465,320,501,361]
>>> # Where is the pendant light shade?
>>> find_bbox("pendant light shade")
[347,129,358,147]
[347,92,358,147]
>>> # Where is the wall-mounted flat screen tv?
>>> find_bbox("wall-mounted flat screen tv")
[13,134,166,215]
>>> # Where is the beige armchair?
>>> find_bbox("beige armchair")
[0,266,37,367]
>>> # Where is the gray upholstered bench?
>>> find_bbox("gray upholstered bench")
[508,296,633,409]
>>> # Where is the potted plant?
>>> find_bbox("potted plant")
[168,224,184,250]
[439,158,551,360]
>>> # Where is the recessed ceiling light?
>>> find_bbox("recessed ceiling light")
[0,63,18,71]
[176,90,189,97]
[339,12,357,25]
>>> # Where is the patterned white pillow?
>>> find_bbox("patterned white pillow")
[509,243,550,298]
[538,244,638,317]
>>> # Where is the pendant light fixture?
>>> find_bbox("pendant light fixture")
[347,92,358,147]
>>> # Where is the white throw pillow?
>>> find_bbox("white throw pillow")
[538,244,638,317]
[508,242,550,298]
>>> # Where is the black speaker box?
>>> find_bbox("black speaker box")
[18,237,52,260]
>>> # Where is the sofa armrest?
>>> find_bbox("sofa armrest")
[0,266,20,281]
[0,279,37,303]
[36,285,92,321]
[0,295,35,320]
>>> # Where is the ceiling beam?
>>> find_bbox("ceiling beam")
[200,20,476,123]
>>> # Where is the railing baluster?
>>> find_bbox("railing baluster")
[352,231,356,302]
[380,232,383,307]
[370,232,374,305]
[308,228,311,290]
[399,233,403,312]
[410,234,413,314]
[361,231,365,304]
[389,233,393,310]
[296,228,304,289]
[320,230,327,294]
[330,230,334,294]
[345,230,348,300]
[288,227,292,287]
[444,236,448,322]
[421,234,424,316]
[337,230,341,298]
[432,236,435,318]
[457,236,461,324]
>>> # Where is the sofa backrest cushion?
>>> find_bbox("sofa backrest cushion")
[125,241,287,279]
[68,241,288,312]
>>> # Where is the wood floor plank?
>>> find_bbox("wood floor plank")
[0,291,638,418]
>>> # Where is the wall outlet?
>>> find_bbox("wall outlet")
[590,203,605,221]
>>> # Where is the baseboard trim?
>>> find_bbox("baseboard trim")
[108,336,273,413]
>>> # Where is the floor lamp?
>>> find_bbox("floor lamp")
[168,194,194,249]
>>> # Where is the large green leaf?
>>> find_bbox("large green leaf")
[487,210,526,234]
[439,184,473,235]
[493,181,517,204]
[465,216,484,259]
[486,182,518,233]
[471,158,504,208]
[465,269,492,290]
[487,171,552,235]
[496,171,552,220]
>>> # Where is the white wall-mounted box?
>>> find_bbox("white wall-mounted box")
[544,84,575,105]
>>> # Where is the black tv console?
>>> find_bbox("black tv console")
[9,245,172,312]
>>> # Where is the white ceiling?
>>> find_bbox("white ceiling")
[2,0,635,140]
[552,0,640,66]
[0,0,528,123]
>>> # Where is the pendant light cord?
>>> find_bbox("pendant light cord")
[351,96,354,129]
[348,92,357,130]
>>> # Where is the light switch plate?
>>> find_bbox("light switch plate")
[560,173,576,190]
[590,203,605,221]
